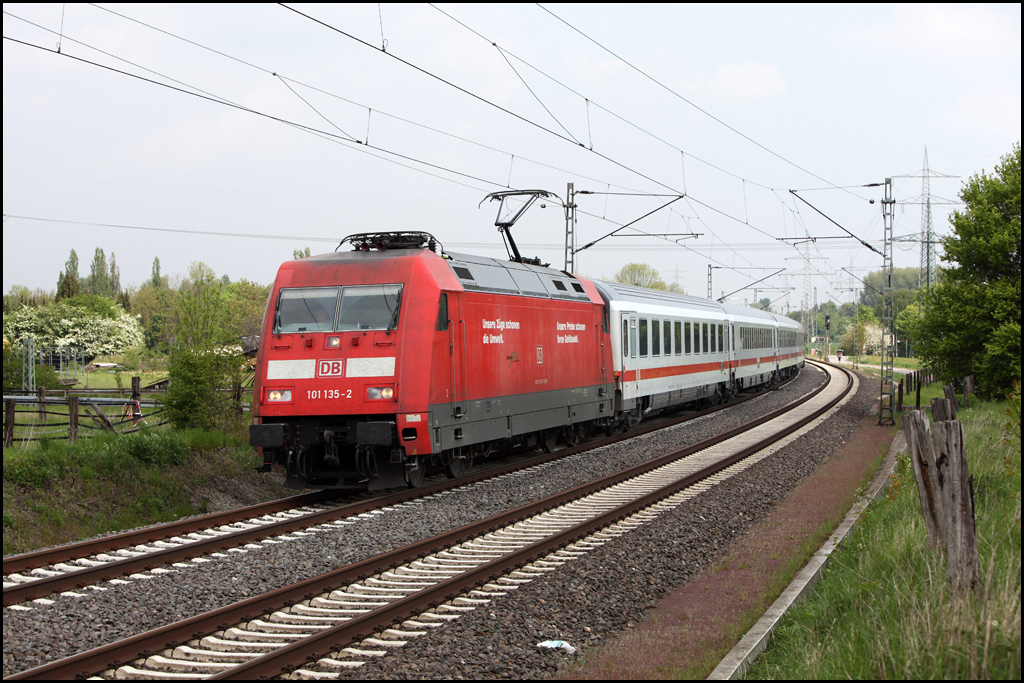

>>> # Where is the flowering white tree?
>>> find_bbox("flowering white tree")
[6,300,143,357]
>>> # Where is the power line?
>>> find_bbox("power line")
[2,33,498,193]
[429,3,783,193]
[87,2,643,194]
[535,3,863,199]
[278,4,803,266]
[278,3,683,196]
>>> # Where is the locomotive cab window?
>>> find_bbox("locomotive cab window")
[436,293,449,331]
[336,284,404,331]
[275,287,340,334]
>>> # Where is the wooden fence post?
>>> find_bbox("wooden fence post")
[37,386,46,421]
[131,376,141,403]
[932,416,980,592]
[897,380,904,412]
[907,404,981,592]
[69,396,79,443]
[4,399,14,448]
[943,385,959,420]
[916,375,922,410]
[904,410,945,549]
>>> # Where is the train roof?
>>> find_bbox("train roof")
[445,251,591,302]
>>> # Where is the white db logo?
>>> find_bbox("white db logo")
[317,360,344,377]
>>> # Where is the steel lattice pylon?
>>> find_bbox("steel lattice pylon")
[920,147,937,293]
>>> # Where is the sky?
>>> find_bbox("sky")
[3,3,1021,311]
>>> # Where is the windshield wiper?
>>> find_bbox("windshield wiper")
[385,289,403,335]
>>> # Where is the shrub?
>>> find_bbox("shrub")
[165,346,245,430]
[978,322,1021,400]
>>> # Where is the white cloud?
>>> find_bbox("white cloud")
[837,4,1021,62]
[934,88,1022,140]
[705,62,787,103]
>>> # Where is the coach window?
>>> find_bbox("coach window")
[639,319,649,357]
[664,321,672,358]
[702,323,709,354]
[719,324,724,353]
[630,319,637,358]
[652,320,661,356]
[684,322,691,354]
[622,320,629,358]
[674,321,682,355]
[710,324,716,355]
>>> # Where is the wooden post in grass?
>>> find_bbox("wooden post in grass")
[897,380,904,412]
[69,396,79,442]
[916,375,922,410]
[905,404,980,592]
[943,385,959,420]
[905,410,945,549]
[4,399,14,448]
[37,386,46,421]
[131,376,141,402]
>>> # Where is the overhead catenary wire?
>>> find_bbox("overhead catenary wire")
[8,5,838,298]
[535,3,865,200]
[83,3,655,194]
[67,3,801,274]
[1,34,500,193]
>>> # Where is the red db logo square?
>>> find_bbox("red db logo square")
[317,360,344,377]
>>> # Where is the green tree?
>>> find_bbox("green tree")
[222,279,271,339]
[109,253,121,297]
[614,263,666,289]
[910,143,1021,398]
[133,282,174,350]
[175,262,225,346]
[55,249,81,301]
[88,248,111,298]
[293,247,312,259]
[151,257,162,289]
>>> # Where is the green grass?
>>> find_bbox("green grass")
[746,398,1021,679]
[2,425,283,556]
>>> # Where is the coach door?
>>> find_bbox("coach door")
[619,312,639,397]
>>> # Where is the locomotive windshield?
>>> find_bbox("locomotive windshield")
[273,284,403,334]
[275,287,339,333]
[337,284,402,331]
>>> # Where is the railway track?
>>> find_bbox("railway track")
[7,361,850,680]
[3,377,792,608]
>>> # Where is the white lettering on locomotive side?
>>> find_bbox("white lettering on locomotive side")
[482,319,520,331]
[557,334,580,344]
[556,322,587,331]
[317,359,344,377]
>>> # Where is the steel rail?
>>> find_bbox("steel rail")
[7,364,832,681]
[3,375,793,606]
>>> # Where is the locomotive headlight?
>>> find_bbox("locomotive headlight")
[366,386,395,400]
[266,389,292,403]
[325,335,341,349]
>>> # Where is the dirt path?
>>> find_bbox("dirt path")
[561,413,896,679]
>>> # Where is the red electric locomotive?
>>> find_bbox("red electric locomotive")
[250,232,615,490]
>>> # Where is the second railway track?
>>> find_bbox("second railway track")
[6,361,853,680]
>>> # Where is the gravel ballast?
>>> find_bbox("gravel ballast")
[3,367,845,677]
